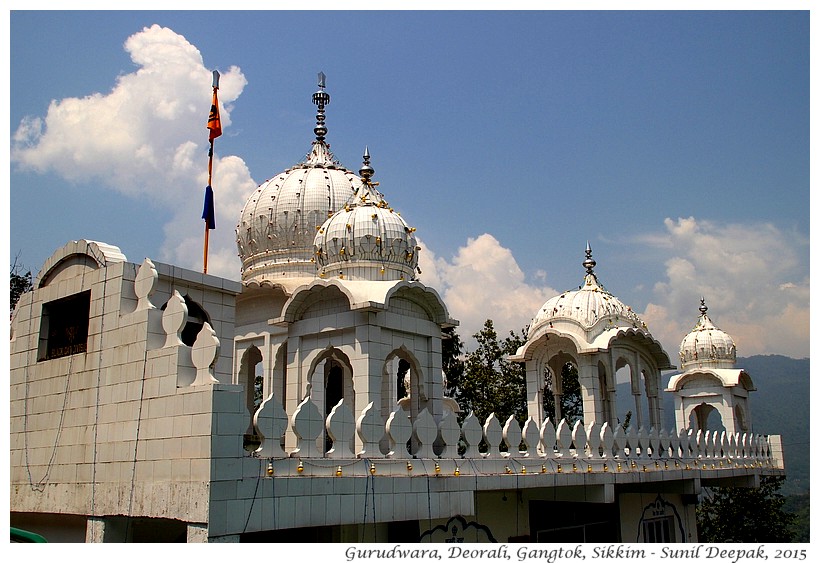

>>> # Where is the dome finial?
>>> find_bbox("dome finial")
[699,297,708,316]
[583,241,596,274]
[359,146,375,182]
[312,71,330,142]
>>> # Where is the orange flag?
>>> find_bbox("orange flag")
[207,87,222,140]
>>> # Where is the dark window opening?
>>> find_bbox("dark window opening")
[38,291,91,361]
[325,362,344,453]
[397,358,410,400]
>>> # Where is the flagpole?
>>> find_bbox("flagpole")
[204,137,214,273]
[203,70,221,274]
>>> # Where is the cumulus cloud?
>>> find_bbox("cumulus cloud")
[637,217,809,360]
[11,24,256,278]
[418,220,808,361]
[418,234,559,350]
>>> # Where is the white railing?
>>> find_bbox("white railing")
[252,394,781,476]
[139,272,781,478]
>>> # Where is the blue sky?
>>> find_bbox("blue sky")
[7,8,810,359]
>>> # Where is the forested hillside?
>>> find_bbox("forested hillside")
[739,355,809,496]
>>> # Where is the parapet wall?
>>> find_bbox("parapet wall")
[10,246,242,524]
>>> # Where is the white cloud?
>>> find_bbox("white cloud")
[419,219,808,361]
[418,234,559,350]
[638,217,809,360]
[11,24,256,278]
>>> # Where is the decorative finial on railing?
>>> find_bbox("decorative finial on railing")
[312,71,330,142]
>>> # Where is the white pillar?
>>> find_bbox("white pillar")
[578,355,603,424]
[525,362,544,423]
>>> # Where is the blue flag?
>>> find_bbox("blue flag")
[202,185,216,229]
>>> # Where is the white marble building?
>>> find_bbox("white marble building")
[9,78,784,543]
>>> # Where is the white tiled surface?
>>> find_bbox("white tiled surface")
[10,248,238,523]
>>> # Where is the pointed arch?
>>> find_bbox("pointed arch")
[381,346,428,456]
[305,346,356,455]
[689,402,725,433]
[540,352,581,425]
[238,345,264,435]
[383,346,427,414]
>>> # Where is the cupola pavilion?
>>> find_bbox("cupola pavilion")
[510,243,674,432]
[231,75,454,454]
[666,299,755,435]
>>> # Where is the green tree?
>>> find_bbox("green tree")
[783,493,810,542]
[457,320,527,427]
[10,255,33,313]
[441,325,465,405]
[621,410,633,430]
[696,476,795,542]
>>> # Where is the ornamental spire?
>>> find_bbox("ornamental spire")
[312,71,330,142]
[583,241,596,275]
[359,146,374,182]
[693,297,718,331]
[350,147,384,207]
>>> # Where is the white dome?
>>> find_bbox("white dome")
[679,300,737,369]
[313,152,419,281]
[235,79,361,283]
[528,244,646,338]
[236,143,360,281]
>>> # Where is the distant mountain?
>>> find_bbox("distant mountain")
[738,355,810,496]
[615,355,809,496]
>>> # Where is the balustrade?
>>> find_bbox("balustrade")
[252,394,778,473]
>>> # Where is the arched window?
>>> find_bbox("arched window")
[689,403,725,433]
[307,349,354,456]
[615,362,633,428]
[543,361,582,425]
[383,350,425,456]
[239,345,264,450]
[616,360,654,431]
[324,360,345,453]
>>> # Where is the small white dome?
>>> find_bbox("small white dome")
[679,299,737,369]
[528,244,646,338]
[313,151,419,281]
